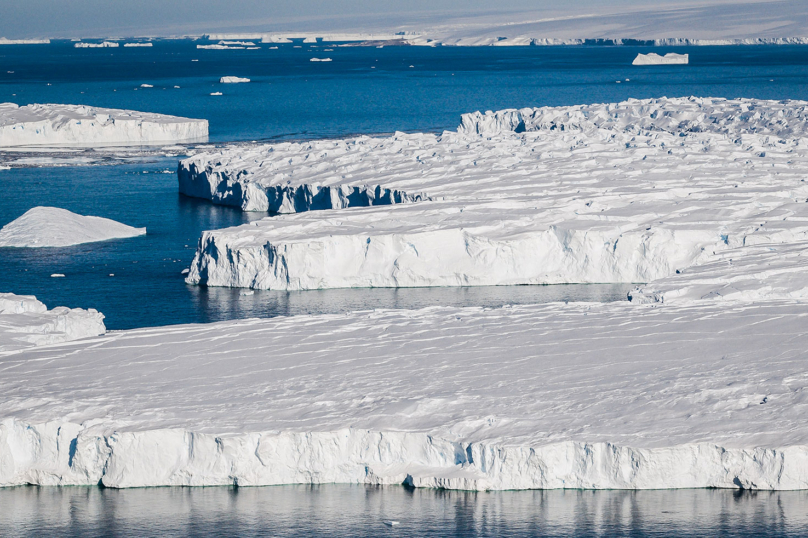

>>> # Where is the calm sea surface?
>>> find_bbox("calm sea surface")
[3,485,808,537]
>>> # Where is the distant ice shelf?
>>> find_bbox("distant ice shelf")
[0,38,50,45]
[0,206,146,248]
[0,292,105,354]
[632,52,689,65]
[0,102,208,147]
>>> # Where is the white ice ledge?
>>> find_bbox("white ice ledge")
[0,103,208,147]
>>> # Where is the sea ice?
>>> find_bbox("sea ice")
[632,53,689,65]
[2,299,808,489]
[182,97,808,291]
[0,103,208,147]
[219,76,250,83]
[74,41,119,48]
[310,58,332,62]
[0,292,104,353]
[0,206,146,248]
[123,43,153,47]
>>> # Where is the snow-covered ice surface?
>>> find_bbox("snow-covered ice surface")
[0,293,105,354]
[0,207,146,247]
[2,298,808,489]
[183,97,808,291]
[632,53,689,65]
[0,103,208,147]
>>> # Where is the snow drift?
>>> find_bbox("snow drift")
[0,293,105,353]
[0,103,208,147]
[0,207,145,247]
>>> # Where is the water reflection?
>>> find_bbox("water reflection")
[188,283,634,324]
[2,485,806,537]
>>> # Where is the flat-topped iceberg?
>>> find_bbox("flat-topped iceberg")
[0,293,105,353]
[183,97,808,291]
[633,52,689,65]
[2,298,808,489]
[219,76,250,83]
[74,41,119,48]
[0,103,208,147]
[0,207,145,247]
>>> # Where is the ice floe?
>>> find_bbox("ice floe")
[219,76,250,83]
[183,97,808,291]
[74,41,119,48]
[0,206,145,247]
[632,52,689,65]
[123,42,153,47]
[0,293,104,353]
[0,103,208,147]
[1,299,808,488]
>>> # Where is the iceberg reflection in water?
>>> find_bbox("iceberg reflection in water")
[2,485,808,537]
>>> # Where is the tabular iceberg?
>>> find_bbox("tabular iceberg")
[0,103,208,147]
[74,41,119,48]
[0,293,105,353]
[0,207,146,247]
[219,76,250,83]
[632,52,689,65]
[2,298,808,489]
[183,97,808,291]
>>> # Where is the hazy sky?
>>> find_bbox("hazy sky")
[0,0,794,38]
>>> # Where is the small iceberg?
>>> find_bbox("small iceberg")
[219,76,250,83]
[310,58,332,62]
[0,207,146,248]
[74,41,119,48]
[632,53,689,65]
[210,92,223,96]
[140,84,153,88]
[124,43,153,47]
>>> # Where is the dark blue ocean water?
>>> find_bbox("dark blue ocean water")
[2,42,808,329]
[3,485,808,537]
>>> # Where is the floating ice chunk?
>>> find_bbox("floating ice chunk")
[383,521,399,526]
[218,41,255,46]
[219,76,250,83]
[0,292,104,352]
[0,207,146,248]
[239,290,254,296]
[197,44,245,50]
[140,84,153,88]
[74,41,119,48]
[632,53,689,65]
[210,92,223,96]
[50,274,65,277]
[310,58,332,62]
[123,43,153,47]
[0,103,208,147]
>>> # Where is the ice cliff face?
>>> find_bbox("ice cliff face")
[0,103,208,147]
[184,98,808,291]
[2,299,808,489]
[0,207,146,247]
[458,97,808,138]
[0,293,105,353]
[632,53,689,65]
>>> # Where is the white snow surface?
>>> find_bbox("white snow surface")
[2,298,808,489]
[0,293,105,354]
[632,53,689,65]
[0,207,145,247]
[219,76,250,83]
[0,103,208,147]
[183,97,808,291]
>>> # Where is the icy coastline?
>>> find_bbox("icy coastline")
[2,299,808,489]
[183,97,808,291]
[0,293,105,353]
[0,103,208,147]
[0,207,145,247]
